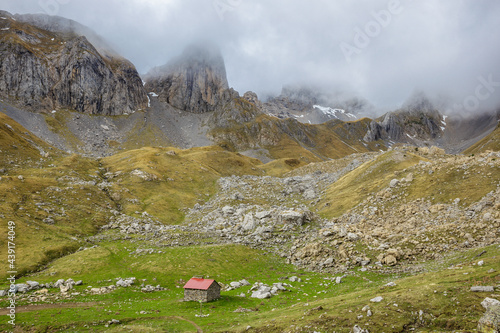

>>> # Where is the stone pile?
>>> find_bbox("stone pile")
[0,278,84,295]
[226,279,251,291]
[249,282,289,299]
[116,277,136,287]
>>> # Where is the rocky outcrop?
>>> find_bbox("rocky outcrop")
[478,304,500,333]
[0,11,147,115]
[144,43,230,113]
[364,94,444,144]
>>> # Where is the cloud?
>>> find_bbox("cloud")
[1,0,500,113]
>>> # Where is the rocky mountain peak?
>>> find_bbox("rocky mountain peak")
[144,43,230,113]
[0,12,147,115]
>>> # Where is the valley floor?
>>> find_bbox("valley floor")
[0,145,499,332]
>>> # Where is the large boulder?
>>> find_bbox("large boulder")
[478,305,500,333]
[280,210,311,226]
[241,213,258,231]
[482,298,500,310]
[251,286,272,299]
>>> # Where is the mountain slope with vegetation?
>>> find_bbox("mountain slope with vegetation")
[0,125,498,332]
[465,121,500,154]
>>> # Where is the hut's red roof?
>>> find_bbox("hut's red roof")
[183,278,216,290]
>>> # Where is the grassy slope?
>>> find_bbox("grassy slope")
[320,150,425,218]
[400,154,500,207]
[2,240,498,332]
[0,142,273,280]
[0,111,54,167]
[209,99,386,163]
[315,118,385,157]
[0,154,115,278]
[320,148,500,219]
[118,120,174,151]
[233,245,500,333]
[43,110,84,151]
[464,122,500,154]
[0,147,497,331]
[101,146,264,223]
[267,117,386,162]
[0,113,105,276]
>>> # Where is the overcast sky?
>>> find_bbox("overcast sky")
[1,0,500,113]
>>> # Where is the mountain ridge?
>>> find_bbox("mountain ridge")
[0,12,498,158]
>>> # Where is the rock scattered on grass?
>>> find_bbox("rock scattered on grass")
[482,297,500,309]
[370,296,383,303]
[116,277,136,287]
[471,286,495,292]
[353,324,369,333]
[250,282,289,299]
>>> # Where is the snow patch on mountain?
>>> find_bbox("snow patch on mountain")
[313,105,357,120]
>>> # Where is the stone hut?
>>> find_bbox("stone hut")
[183,277,221,302]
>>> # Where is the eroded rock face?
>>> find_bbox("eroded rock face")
[144,43,230,113]
[0,11,147,115]
[363,93,444,143]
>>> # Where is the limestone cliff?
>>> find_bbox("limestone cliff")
[364,93,444,143]
[0,11,147,115]
[144,44,230,113]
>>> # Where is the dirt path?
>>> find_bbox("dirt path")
[172,316,203,333]
[0,302,99,315]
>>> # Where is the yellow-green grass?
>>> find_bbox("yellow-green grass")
[19,241,292,285]
[320,151,425,218]
[100,146,265,223]
[264,135,323,163]
[263,118,384,162]
[210,111,383,164]
[208,113,322,162]
[465,122,500,154]
[257,157,309,177]
[119,119,174,151]
[396,156,500,207]
[0,154,114,279]
[0,136,307,280]
[0,111,55,167]
[311,118,387,158]
[43,109,84,151]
